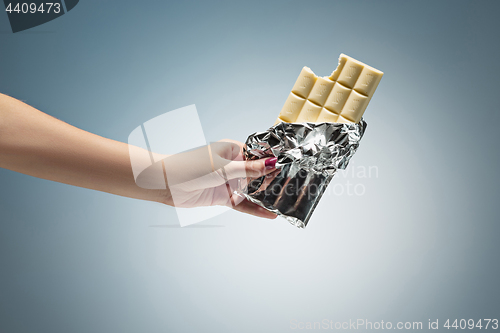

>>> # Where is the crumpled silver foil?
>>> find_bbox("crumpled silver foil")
[237,119,367,228]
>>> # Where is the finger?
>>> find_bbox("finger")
[224,157,278,179]
[230,197,277,219]
[228,169,281,209]
[210,140,244,161]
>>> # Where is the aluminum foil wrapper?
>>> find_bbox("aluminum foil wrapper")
[237,119,367,228]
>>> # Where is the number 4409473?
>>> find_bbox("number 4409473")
[444,319,498,330]
[5,3,61,14]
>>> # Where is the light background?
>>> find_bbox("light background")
[1,1,499,332]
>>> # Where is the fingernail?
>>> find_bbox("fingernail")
[265,157,277,169]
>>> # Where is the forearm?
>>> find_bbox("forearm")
[0,93,167,203]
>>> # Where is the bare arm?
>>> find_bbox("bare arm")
[0,93,167,203]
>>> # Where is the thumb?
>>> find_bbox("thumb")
[223,157,277,179]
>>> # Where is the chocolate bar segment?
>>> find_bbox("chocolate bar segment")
[323,82,350,114]
[308,77,335,106]
[341,90,369,123]
[278,92,306,122]
[291,67,317,99]
[295,100,322,123]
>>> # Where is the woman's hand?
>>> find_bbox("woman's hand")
[157,139,279,219]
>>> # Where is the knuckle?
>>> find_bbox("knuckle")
[247,161,264,177]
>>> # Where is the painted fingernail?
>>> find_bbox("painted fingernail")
[265,157,277,169]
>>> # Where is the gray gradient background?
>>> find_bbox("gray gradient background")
[1,0,499,332]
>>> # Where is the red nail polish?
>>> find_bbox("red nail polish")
[265,157,277,169]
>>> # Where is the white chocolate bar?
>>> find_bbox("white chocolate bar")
[276,54,383,125]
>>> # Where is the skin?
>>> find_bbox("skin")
[0,93,277,219]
